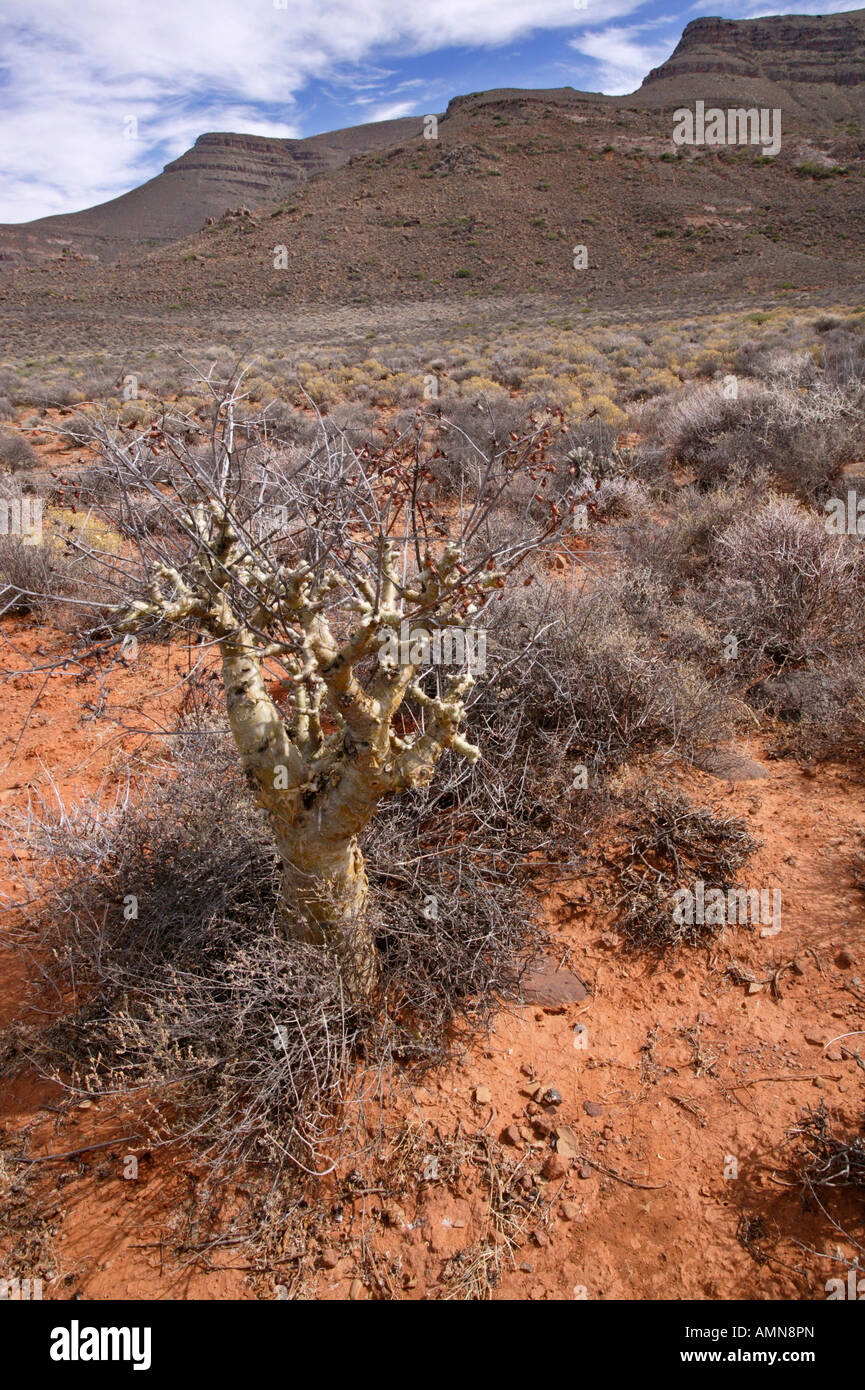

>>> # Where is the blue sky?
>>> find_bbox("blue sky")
[1,1,861,222]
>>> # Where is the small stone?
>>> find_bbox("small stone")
[349,1279,367,1300]
[532,1114,554,1138]
[319,1249,340,1269]
[542,1154,568,1181]
[825,1047,843,1062]
[599,932,620,949]
[812,1077,825,1089]
[578,1164,593,1181]
[804,1030,825,1047]
[555,1125,580,1160]
[790,961,806,976]
[473,1085,492,1106]
[835,949,855,969]
[501,1124,522,1147]
[582,1101,603,1118]
[747,982,763,995]
[77,1099,94,1110]
[518,1262,533,1273]
[560,1200,580,1221]
[530,1228,549,1247]
[541,1088,563,1108]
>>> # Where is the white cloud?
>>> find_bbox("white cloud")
[353,101,419,121]
[0,0,653,221]
[569,24,676,94]
[698,0,865,15]
[2,0,857,220]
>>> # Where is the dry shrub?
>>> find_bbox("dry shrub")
[757,656,865,763]
[608,784,759,951]
[0,431,38,472]
[614,480,769,590]
[0,535,90,620]
[816,322,865,388]
[1,721,542,1181]
[703,495,865,673]
[430,396,542,494]
[480,577,731,783]
[656,379,863,498]
[0,497,116,628]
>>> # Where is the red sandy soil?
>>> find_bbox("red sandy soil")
[1,609,863,1301]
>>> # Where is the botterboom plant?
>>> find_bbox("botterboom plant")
[70,379,572,1001]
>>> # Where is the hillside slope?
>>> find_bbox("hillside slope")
[1,9,864,319]
[0,117,427,261]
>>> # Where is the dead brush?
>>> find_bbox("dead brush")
[0,1154,58,1288]
[383,1121,548,1300]
[0,716,545,1188]
[786,1104,865,1199]
[607,784,759,951]
[782,1104,865,1269]
[475,577,732,787]
[438,1136,544,1300]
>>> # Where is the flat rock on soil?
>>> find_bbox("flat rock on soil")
[521,960,591,1006]
[695,745,771,782]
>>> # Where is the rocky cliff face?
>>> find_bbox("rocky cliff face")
[639,10,865,117]
[2,9,864,266]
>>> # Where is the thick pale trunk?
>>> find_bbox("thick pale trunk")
[275,827,377,1004]
[221,638,380,1004]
